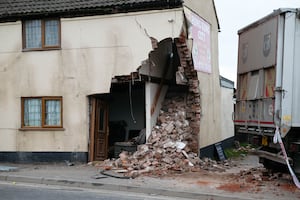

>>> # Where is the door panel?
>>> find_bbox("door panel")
[94,99,109,161]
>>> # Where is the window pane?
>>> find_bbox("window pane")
[45,20,59,46]
[24,99,42,126]
[45,100,61,126]
[25,20,42,48]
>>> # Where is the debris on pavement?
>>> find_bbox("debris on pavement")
[100,169,131,179]
[215,165,300,194]
[91,174,108,179]
[64,160,74,166]
[97,95,237,178]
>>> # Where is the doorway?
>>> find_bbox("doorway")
[89,98,109,161]
[88,82,146,161]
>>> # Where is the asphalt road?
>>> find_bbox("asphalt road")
[0,181,193,200]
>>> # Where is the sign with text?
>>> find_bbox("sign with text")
[184,7,211,73]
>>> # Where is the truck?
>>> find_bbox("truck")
[234,8,300,175]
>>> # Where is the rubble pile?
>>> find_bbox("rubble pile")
[98,39,233,178]
[100,95,203,177]
[99,95,237,178]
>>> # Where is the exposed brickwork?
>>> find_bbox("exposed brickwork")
[175,38,201,154]
[99,37,203,177]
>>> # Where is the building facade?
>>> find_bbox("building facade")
[0,0,229,162]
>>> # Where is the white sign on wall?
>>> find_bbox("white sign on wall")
[184,7,212,73]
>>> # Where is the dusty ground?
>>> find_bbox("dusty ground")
[144,154,300,199]
[1,153,300,199]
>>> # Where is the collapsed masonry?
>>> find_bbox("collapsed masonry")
[102,94,202,177]
[100,39,209,177]
[100,92,233,177]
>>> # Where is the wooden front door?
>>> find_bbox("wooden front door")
[90,98,109,161]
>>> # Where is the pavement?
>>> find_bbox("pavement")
[0,162,233,200]
[0,155,300,200]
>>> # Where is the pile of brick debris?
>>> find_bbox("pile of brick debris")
[98,94,235,178]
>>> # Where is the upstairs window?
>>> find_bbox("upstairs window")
[22,19,61,50]
[21,97,63,129]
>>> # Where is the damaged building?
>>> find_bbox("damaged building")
[0,0,234,163]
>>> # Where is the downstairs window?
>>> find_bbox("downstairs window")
[21,97,63,129]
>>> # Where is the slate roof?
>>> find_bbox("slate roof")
[0,0,183,21]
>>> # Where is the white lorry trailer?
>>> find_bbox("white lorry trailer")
[234,8,300,174]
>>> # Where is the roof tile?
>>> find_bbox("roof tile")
[0,0,183,21]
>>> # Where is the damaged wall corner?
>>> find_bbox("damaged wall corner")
[175,38,201,153]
